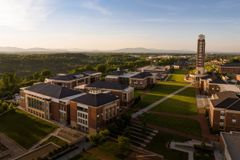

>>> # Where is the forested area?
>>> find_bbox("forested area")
[0,53,150,99]
[0,52,238,100]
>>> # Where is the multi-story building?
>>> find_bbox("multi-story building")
[70,92,120,133]
[45,73,89,89]
[199,73,240,95]
[209,91,240,131]
[137,65,170,80]
[45,71,102,89]
[19,83,120,133]
[85,81,134,107]
[129,72,155,89]
[20,83,83,125]
[82,71,102,83]
[196,34,206,75]
[220,131,240,160]
[105,71,139,85]
[219,62,240,74]
[137,65,170,73]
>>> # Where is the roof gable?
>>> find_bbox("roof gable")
[26,83,81,99]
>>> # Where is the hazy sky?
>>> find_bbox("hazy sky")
[0,0,240,52]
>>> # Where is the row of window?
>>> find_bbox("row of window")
[27,97,45,111]
[28,108,45,118]
[77,118,88,125]
[77,112,88,119]
[59,105,66,111]
[77,107,88,113]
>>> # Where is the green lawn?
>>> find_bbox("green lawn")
[0,110,58,149]
[41,136,68,147]
[142,113,201,137]
[71,141,120,160]
[151,81,187,95]
[133,81,187,111]
[168,69,188,83]
[146,132,188,160]
[152,87,197,115]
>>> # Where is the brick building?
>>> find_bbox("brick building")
[86,81,134,107]
[45,71,102,89]
[219,63,240,74]
[19,83,120,133]
[209,91,240,131]
[129,72,155,89]
[20,83,83,125]
[70,92,120,133]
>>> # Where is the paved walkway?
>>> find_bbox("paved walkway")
[198,113,219,141]
[0,133,26,158]
[56,140,92,160]
[29,128,63,151]
[196,95,210,109]
[170,140,213,160]
[132,84,192,118]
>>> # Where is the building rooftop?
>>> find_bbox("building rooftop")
[211,91,240,111]
[138,65,170,72]
[82,70,102,76]
[131,72,153,79]
[72,93,118,107]
[108,70,126,76]
[25,83,81,99]
[48,73,87,81]
[87,81,129,90]
[221,132,240,160]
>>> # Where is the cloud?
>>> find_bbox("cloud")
[0,0,55,30]
[80,0,111,15]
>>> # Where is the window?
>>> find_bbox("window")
[220,111,225,115]
[219,122,224,126]
[232,119,237,123]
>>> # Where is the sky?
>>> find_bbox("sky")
[0,0,240,52]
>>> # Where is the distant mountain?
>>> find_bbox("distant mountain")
[0,47,68,53]
[111,47,194,53]
[0,46,199,54]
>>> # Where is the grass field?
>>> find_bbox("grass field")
[133,81,187,111]
[152,87,197,115]
[41,136,68,147]
[71,141,120,160]
[146,131,188,160]
[142,113,201,137]
[0,110,58,149]
[167,69,188,83]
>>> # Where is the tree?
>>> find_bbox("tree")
[40,69,51,77]
[96,64,107,73]
[84,65,95,71]
[88,129,109,145]
[117,136,130,155]
[0,73,19,98]
[99,129,110,137]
